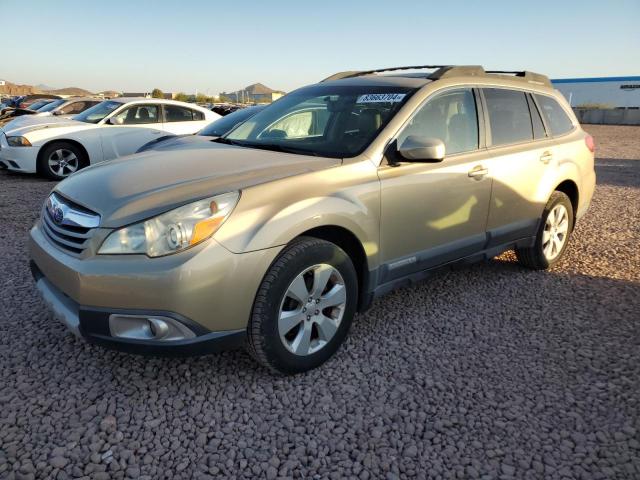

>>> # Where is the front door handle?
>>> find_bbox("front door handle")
[540,151,553,164]
[468,165,488,179]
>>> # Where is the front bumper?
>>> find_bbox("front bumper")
[31,263,246,355]
[29,221,281,354]
[0,134,39,172]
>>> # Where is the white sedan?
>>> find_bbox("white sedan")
[0,98,219,179]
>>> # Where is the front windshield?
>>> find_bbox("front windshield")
[37,99,66,112]
[224,85,416,158]
[200,106,264,137]
[73,100,121,124]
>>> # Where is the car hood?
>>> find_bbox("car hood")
[55,142,341,228]
[1,116,92,136]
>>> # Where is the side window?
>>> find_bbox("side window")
[398,88,478,155]
[192,109,204,121]
[112,104,160,124]
[165,105,195,122]
[534,94,574,136]
[526,94,547,139]
[484,88,533,146]
[60,102,86,115]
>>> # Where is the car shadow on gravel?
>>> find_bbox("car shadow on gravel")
[0,168,57,184]
[596,158,640,188]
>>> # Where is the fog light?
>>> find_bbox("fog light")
[109,314,196,341]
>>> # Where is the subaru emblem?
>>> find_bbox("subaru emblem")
[53,207,64,224]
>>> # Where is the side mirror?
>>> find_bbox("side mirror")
[398,136,445,162]
[109,116,124,125]
[52,110,64,116]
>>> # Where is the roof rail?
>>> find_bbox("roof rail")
[484,70,552,87]
[321,65,449,82]
[321,65,552,87]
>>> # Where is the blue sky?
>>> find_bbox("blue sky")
[2,0,638,94]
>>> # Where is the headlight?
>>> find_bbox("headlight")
[7,136,32,147]
[98,191,240,257]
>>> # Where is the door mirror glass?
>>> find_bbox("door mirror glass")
[109,116,124,125]
[398,136,445,162]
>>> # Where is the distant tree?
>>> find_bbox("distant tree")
[151,88,164,99]
[195,93,208,104]
[174,92,189,102]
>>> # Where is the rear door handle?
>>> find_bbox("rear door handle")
[468,165,488,179]
[540,151,553,164]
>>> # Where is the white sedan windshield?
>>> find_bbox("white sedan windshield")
[74,100,121,124]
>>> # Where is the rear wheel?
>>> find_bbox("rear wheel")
[516,191,574,269]
[38,142,87,180]
[247,237,358,374]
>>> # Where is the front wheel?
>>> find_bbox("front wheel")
[38,142,87,180]
[247,237,358,374]
[516,191,574,269]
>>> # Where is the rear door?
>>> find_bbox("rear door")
[481,88,553,247]
[162,105,208,134]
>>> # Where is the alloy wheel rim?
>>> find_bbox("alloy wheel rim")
[542,204,569,261]
[48,149,78,177]
[278,263,346,356]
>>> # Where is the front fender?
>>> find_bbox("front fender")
[214,161,381,269]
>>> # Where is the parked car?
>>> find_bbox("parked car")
[28,97,102,118]
[0,98,219,179]
[17,94,62,109]
[0,97,102,128]
[137,105,267,153]
[1,98,55,116]
[29,65,595,374]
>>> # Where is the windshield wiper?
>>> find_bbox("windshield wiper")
[212,137,245,146]
[244,143,319,157]
[212,138,318,156]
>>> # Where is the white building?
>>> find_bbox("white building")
[0,80,6,86]
[552,76,640,108]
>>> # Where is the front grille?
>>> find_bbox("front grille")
[41,193,100,255]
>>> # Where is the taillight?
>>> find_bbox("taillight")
[585,135,595,153]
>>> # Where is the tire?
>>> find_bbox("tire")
[516,191,574,270]
[37,141,87,180]
[247,236,358,374]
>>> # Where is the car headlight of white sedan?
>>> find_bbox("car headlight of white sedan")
[7,136,32,147]
[98,192,240,257]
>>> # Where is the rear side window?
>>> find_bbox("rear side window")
[534,94,574,136]
[192,109,204,121]
[484,88,533,146]
[60,101,87,115]
[164,105,194,122]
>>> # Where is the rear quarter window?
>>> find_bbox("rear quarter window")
[534,94,574,136]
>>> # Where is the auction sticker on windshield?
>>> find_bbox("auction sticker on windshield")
[357,93,406,103]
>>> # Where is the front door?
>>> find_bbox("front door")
[100,103,164,160]
[378,88,492,284]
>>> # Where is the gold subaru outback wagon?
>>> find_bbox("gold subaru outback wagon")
[29,65,596,373]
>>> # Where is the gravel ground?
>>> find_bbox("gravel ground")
[0,125,639,480]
